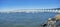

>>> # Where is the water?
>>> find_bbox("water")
[0,12,58,27]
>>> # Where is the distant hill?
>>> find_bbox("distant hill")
[51,8,60,10]
[55,8,60,10]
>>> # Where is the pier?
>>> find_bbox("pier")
[0,9,60,13]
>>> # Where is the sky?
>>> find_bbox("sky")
[0,0,60,10]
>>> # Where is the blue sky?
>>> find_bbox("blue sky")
[0,0,60,10]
